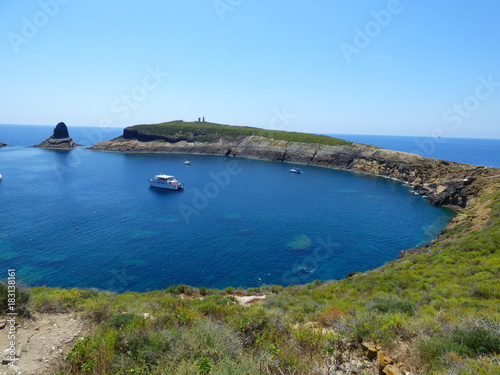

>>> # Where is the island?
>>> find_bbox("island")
[33,122,82,149]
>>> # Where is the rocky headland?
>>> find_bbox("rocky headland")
[33,122,82,149]
[90,120,500,210]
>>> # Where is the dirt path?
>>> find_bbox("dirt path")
[0,313,89,375]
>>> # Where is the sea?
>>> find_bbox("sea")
[329,133,500,168]
[0,124,497,292]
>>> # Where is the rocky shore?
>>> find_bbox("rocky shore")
[90,123,500,210]
[33,122,82,149]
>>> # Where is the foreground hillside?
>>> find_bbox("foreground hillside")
[3,122,499,374]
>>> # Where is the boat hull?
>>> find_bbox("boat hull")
[149,180,184,190]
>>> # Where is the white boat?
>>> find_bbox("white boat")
[149,174,184,190]
[289,168,303,174]
[0,174,2,181]
[183,160,191,165]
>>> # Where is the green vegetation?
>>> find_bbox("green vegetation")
[128,120,360,146]
[3,185,499,374]
[0,282,30,317]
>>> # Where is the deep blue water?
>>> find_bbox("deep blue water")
[0,125,459,291]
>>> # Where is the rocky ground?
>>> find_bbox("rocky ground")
[32,137,82,149]
[0,313,89,375]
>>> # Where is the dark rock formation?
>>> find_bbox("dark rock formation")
[412,177,478,208]
[33,122,82,149]
[53,122,70,138]
[0,142,7,147]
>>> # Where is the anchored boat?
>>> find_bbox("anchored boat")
[149,174,184,190]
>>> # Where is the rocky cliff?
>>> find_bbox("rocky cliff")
[33,122,82,149]
[90,122,500,210]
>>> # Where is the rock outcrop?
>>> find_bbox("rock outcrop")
[362,342,410,375]
[33,122,82,149]
[0,142,7,147]
[90,124,500,210]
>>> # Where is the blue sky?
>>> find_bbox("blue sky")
[1,1,499,138]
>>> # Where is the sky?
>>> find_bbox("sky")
[1,1,499,138]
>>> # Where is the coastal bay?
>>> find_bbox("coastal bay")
[1,123,498,374]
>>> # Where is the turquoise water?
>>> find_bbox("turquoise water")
[0,136,454,291]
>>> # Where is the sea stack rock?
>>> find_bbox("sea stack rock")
[53,122,70,138]
[33,122,82,149]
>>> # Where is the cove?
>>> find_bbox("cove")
[0,147,454,292]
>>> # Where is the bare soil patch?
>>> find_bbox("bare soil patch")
[0,313,89,375]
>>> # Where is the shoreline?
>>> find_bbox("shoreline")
[89,131,500,265]
[89,136,500,210]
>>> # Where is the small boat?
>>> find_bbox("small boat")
[149,174,184,190]
[0,174,2,181]
[289,168,303,174]
[183,160,191,165]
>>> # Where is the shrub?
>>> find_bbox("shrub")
[419,320,500,369]
[450,325,500,356]
[196,357,212,374]
[165,285,177,294]
[80,288,100,299]
[30,286,83,313]
[223,286,235,294]
[0,282,30,317]
[270,285,284,293]
[176,284,188,294]
[81,294,115,323]
[66,336,99,373]
[108,313,140,329]
[368,295,416,315]
[315,307,344,327]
